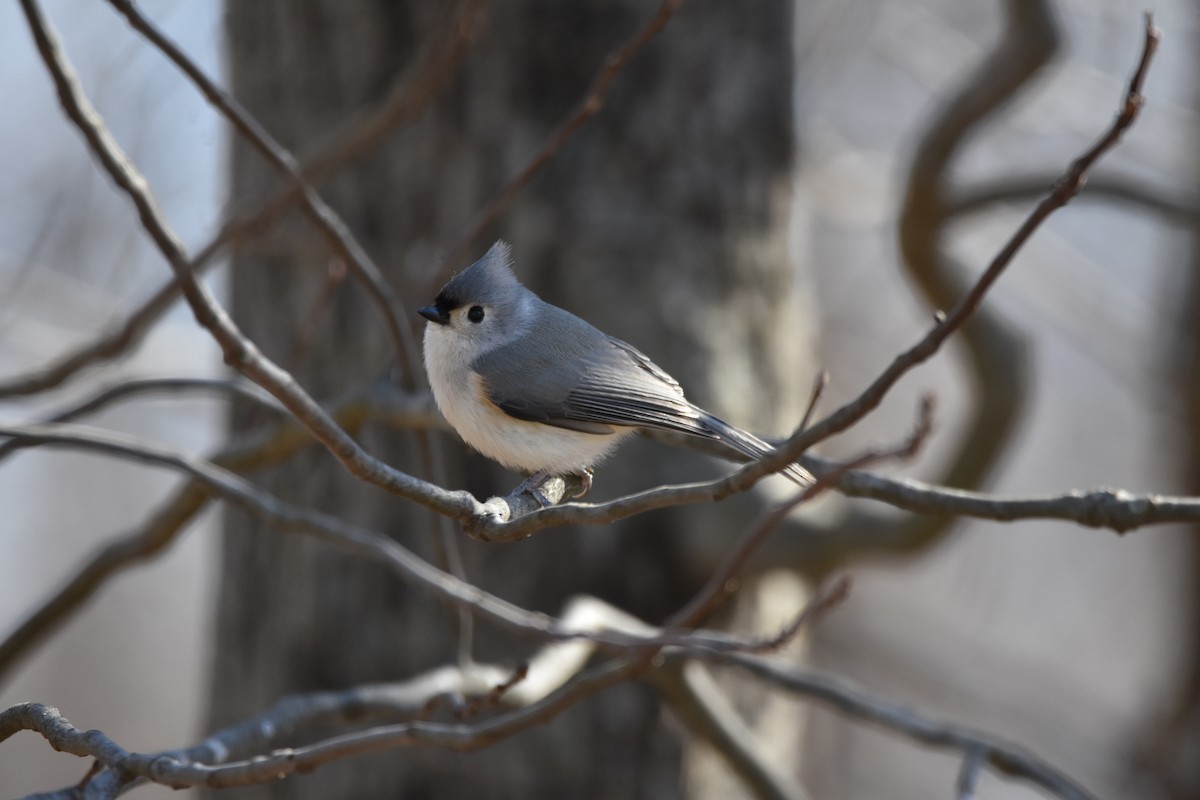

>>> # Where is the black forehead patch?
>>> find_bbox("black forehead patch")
[434,292,462,312]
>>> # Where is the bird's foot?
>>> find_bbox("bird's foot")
[514,471,557,508]
[513,468,593,508]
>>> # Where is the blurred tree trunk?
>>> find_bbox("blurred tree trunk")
[1153,24,1200,795]
[209,1,810,797]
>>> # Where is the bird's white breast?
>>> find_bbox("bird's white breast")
[423,325,630,474]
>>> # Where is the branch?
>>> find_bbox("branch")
[432,0,687,287]
[698,651,1098,800]
[947,173,1200,225]
[0,376,280,465]
[0,0,484,404]
[0,277,181,400]
[0,423,832,659]
[0,379,402,683]
[669,397,932,628]
[6,597,1094,798]
[3,657,639,795]
[800,12,1159,453]
[17,0,477,518]
[105,0,421,383]
[23,0,1161,554]
[654,659,810,800]
[829,463,1199,533]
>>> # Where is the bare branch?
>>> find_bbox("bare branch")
[0,422,834,659]
[668,397,933,628]
[3,657,638,795]
[0,278,180,400]
[828,464,1200,534]
[956,745,987,800]
[947,173,1200,225]
[654,659,810,800]
[6,596,1095,799]
[105,0,421,382]
[433,0,687,287]
[172,0,490,311]
[0,0,485,404]
[20,0,1162,558]
[798,13,1159,452]
[17,0,481,518]
[0,376,280,465]
[700,651,1098,800]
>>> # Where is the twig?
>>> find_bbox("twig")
[668,397,932,628]
[956,745,987,800]
[0,382,398,684]
[827,463,1199,534]
[272,0,490,204]
[105,0,421,383]
[18,0,477,520]
[185,0,489,304]
[432,0,687,288]
[3,595,1095,799]
[0,376,280,465]
[797,13,1159,452]
[0,277,180,400]
[0,0,484,404]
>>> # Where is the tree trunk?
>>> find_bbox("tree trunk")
[211,1,807,797]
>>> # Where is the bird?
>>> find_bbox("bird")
[419,241,813,500]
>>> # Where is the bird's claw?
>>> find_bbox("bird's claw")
[568,468,594,499]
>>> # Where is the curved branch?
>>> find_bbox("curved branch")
[947,173,1200,225]
[0,381,436,682]
[5,602,1097,800]
[0,376,280,466]
[882,0,1059,554]
[0,277,181,400]
[704,651,1097,800]
[105,0,424,384]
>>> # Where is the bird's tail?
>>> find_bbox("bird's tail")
[699,413,815,487]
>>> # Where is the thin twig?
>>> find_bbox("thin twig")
[431,0,686,288]
[956,745,987,800]
[0,0,485,404]
[669,396,933,629]
[188,0,490,305]
[0,381,442,683]
[827,463,1198,533]
[0,376,280,465]
[795,13,1159,453]
[0,278,180,400]
[105,0,421,383]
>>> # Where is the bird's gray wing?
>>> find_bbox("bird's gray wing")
[474,312,713,439]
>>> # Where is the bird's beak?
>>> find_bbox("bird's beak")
[418,305,449,326]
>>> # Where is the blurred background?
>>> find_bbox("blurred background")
[1,0,1198,798]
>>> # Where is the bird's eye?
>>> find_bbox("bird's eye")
[467,305,485,323]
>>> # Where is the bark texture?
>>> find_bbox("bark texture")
[212,1,807,796]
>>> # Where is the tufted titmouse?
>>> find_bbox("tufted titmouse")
[419,241,813,496]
